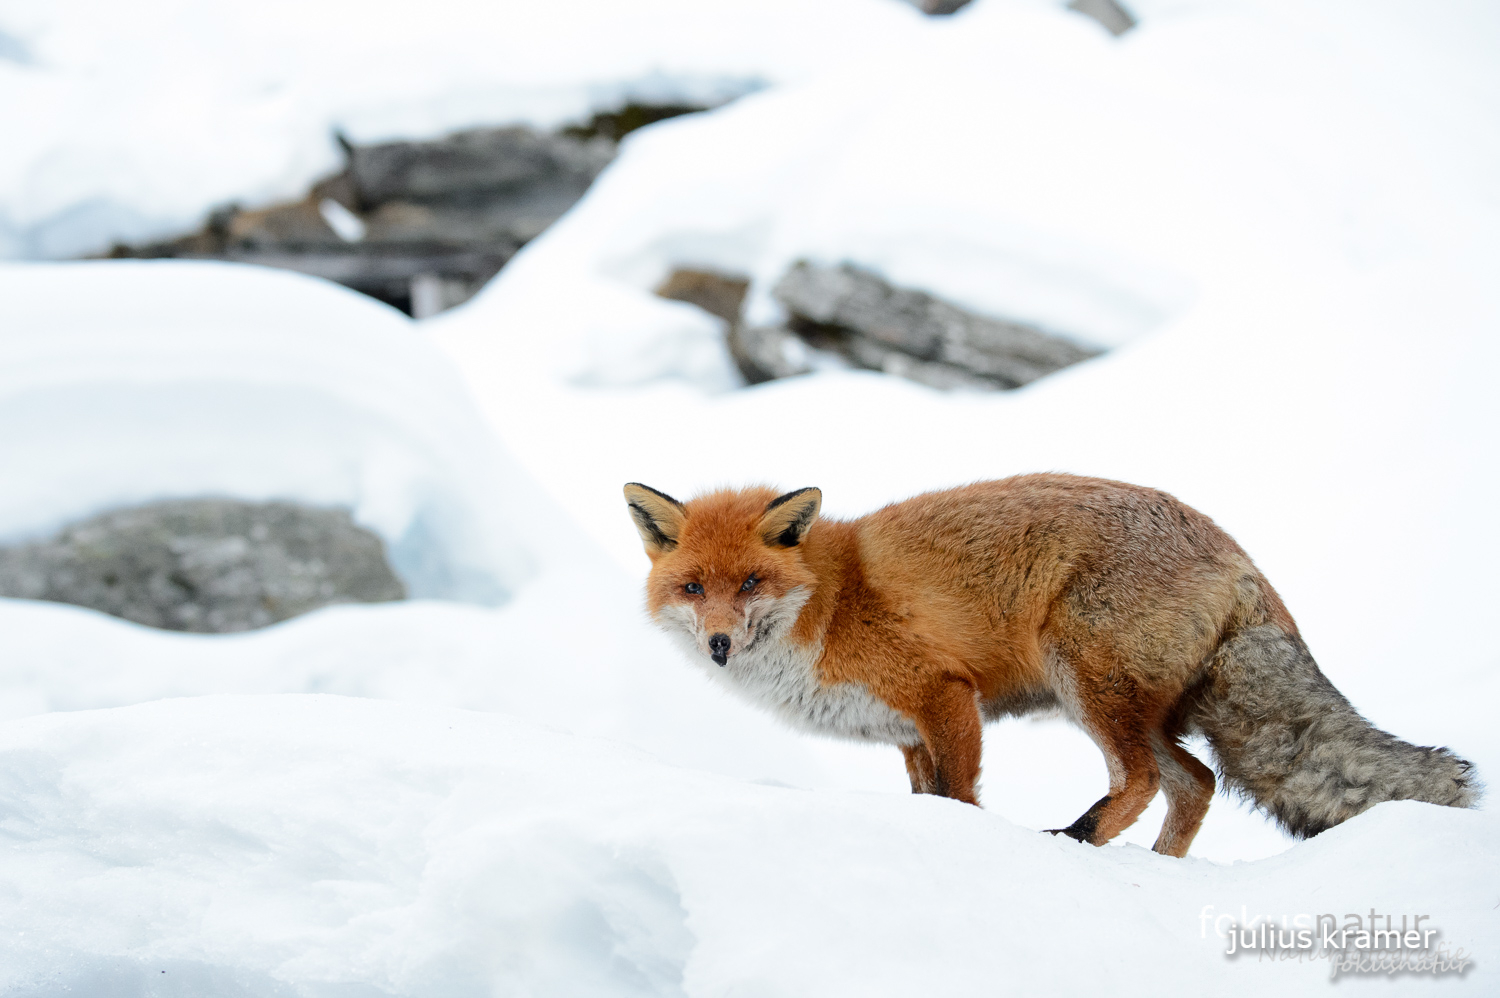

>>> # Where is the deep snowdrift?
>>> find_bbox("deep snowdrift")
[1,695,1492,996]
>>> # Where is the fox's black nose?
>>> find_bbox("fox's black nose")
[708,633,731,666]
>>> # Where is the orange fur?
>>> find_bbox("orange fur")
[625,474,1301,856]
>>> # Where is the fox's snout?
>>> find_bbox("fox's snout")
[708,633,731,666]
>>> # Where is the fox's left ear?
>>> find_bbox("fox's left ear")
[759,487,821,548]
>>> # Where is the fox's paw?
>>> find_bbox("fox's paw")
[1043,826,1090,843]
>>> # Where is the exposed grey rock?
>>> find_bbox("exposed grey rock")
[0,499,405,633]
[773,261,1100,389]
[654,268,811,385]
[910,0,974,14]
[101,102,708,317]
[821,329,1007,391]
[906,0,1136,33]
[728,324,816,384]
[1067,0,1136,37]
[348,127,616,231]
[652,261,1103,391]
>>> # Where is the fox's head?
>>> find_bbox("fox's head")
[623,483,822,667]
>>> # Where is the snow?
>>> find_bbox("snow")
[427,0,1500,662]
[423,0,1500,969]
[0,0,923,259]
[0,261,542,603]
[1,0,1498,993]
[0,695,1494,995]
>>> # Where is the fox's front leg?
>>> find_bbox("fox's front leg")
[901,742,937,794]
[907,679,984,805]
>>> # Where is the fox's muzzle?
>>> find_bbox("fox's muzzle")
[708,633,731,666]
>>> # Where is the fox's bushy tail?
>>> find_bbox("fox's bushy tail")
[1189,624,1480,838]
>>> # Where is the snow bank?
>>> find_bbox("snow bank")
[0,695,1492,996]
[0,0,925,258]
[0,260,545,603]
[0,585,888,803]
[0,583,1312,865]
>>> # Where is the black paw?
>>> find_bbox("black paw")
[1043,826,1090,842]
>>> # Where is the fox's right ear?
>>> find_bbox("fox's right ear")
[623,483,687,559]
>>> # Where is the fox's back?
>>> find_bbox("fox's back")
[852,475,1291,683]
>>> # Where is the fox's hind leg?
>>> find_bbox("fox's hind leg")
[1046,658,1163,845]
[1150,736,1215,857]
[1046,732,1160,846]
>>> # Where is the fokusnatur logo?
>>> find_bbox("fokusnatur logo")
[1200,906,1473,979]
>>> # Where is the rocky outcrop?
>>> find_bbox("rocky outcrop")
[907,0,1136,35]
[0,499,405,633]
[1067,0,1136,36]
[775,262,1098,388]
[343,127,615,244]
[654,268,815,384]
[660,262,1101,391]
[105,103,705,317]
[912,0,975,14]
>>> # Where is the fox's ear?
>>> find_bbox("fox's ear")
[624,483,687,558]
[759,487,821,548]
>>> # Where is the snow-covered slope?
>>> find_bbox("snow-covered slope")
[1,695,1493,995]
[0,0,1497,993]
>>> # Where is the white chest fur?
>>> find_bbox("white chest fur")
[670,629,921,746]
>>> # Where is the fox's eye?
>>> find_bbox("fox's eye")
[740,576,758,593]
[685,582,704,595]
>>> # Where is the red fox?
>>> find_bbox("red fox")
[624,475,1479,857]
